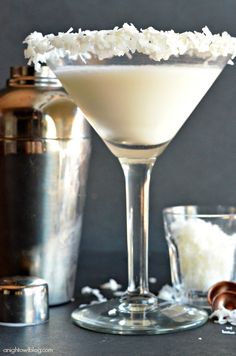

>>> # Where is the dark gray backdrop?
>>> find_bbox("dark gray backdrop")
[1,0,236,265]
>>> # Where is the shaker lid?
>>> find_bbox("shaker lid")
[10,66,35,78]
[0,276,49,326]
[8,65,60,87]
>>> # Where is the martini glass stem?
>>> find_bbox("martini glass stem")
[119,158,157,312]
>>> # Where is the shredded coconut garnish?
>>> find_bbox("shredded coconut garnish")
[169,219,236,292]
[24,23,236,70]
[149,277,157,284]
[79,279,123,307]
[100,278,122,291]
[158,284,188,303]
[108,308,117,316]
[81,286,107,303]
[210,307,236,325]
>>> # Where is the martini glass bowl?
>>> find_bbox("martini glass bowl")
[46,52,229,334]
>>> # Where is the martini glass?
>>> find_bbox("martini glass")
[46,52,228,334]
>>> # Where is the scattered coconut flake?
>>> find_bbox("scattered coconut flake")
[108,308,117,316]
[93,290,107,302]
[81,286,93,295]
[158,284,188,303]
[149,277,157,284]
[81,285,107,302]
[24,23,236,70]
[78,280,124,309]
[228,309,236,326]
[100,278,122,291]
[209,307,236,325]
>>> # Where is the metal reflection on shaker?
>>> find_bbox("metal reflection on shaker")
[0,66,91,305]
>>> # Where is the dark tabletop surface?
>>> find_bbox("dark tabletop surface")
[0,251,235,356]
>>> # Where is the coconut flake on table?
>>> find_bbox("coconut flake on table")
[23,23,236,70]
[149,277,157,284]
[210,307,236,326]
[100,278,122,291]
[79,280,123,308]
[158,284,188,303]
[81,286,107,303]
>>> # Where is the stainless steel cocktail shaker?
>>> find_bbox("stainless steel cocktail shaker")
[0,66,91,305]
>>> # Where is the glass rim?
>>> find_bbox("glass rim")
[46,52,230,71]
[163,205,236,217]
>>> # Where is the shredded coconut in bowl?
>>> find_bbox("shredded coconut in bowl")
[24,23,236,69]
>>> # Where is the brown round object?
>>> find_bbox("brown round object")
[212,291,236,311]
[207,281,236,305]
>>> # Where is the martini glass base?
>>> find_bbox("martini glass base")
[71,298,208,335]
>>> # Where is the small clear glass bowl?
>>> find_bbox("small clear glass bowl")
[163,206,236,308]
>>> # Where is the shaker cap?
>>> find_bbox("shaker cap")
[9,65,60,87]
[0,276,49,326]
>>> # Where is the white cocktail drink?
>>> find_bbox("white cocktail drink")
[56,64,221,159]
